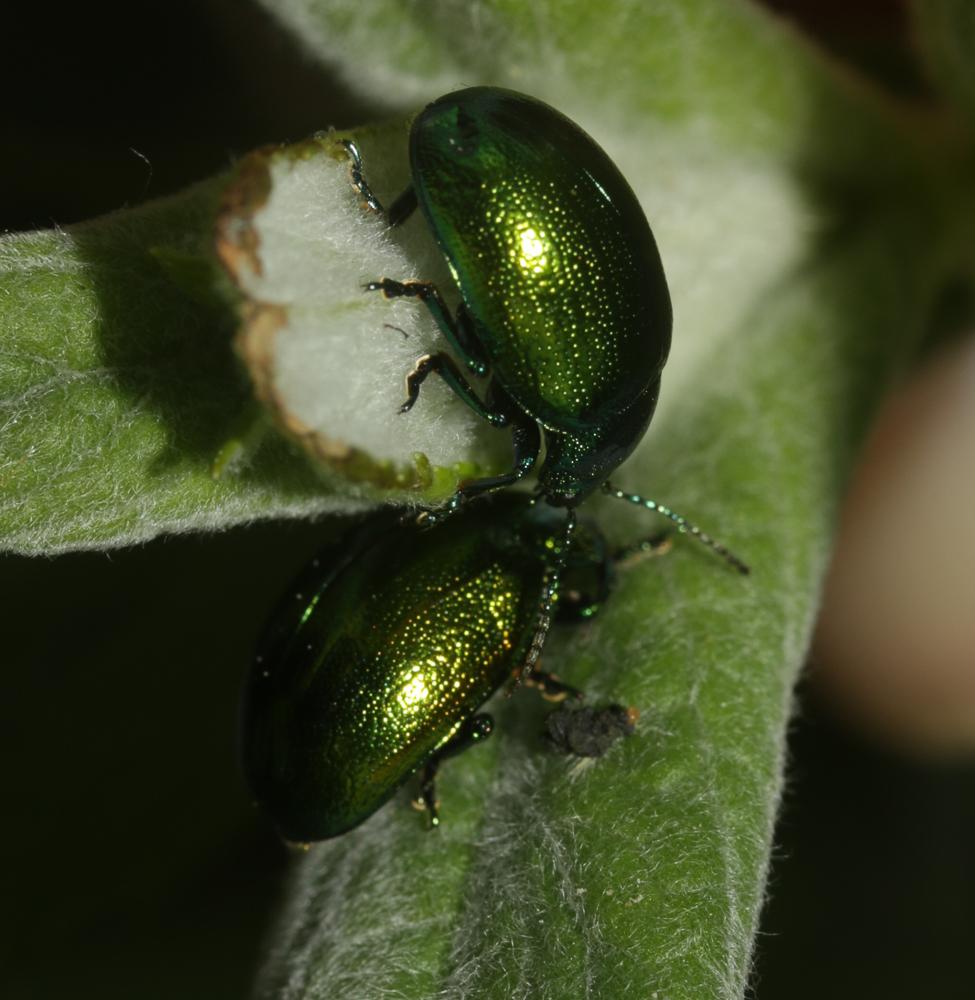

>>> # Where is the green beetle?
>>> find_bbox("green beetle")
[344,86,748,574]
[241,495,649,843]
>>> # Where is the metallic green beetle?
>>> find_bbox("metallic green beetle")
[241,495,645,843]
[349,86,670,507]
[345,87,748,574]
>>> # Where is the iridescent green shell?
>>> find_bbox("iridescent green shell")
[410,88,671,435]
[242,496,575,841]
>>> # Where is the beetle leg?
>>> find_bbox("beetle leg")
[448,383,538,500]
[454,305,490,376]
[400,352,508,426]
[524,669,584,703]
[364,278,488,376]
[612,531,672,568]
[414,713,494,829]
[458,409,540,498]
[387,185,418,226]
[340,139,385,215]
[422,412,541,528]
[339,139,418,225]
[511,509,577,692]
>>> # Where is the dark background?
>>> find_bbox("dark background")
[4,1,973,997]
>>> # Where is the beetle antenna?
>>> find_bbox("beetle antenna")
[512,508,577,693]
[602,483,749,575]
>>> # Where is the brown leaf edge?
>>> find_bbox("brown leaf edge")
[213,135,458,495]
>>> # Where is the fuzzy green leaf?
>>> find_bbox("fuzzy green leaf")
[0,181,365,554]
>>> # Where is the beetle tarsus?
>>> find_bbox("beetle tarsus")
[524,669,585,703]
[416,493,466,528]
[340,141,417,226]
[415,713,494,830]
[412,785,441,828]
[364,277,431,301]
[339,139,386,216]
[401,353,435,411]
